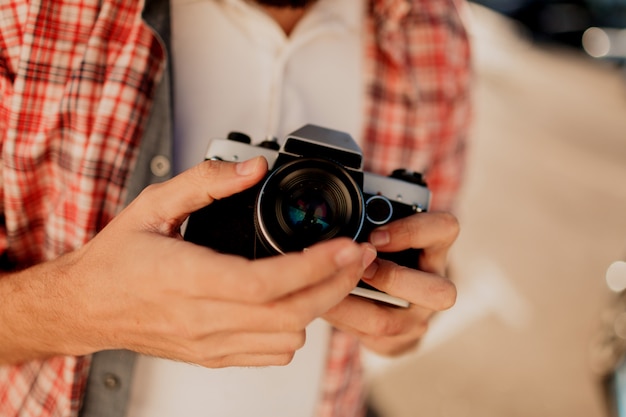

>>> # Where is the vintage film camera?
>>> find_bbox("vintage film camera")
[183,124,431,307]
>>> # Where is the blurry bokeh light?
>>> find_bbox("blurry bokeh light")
[583,27,626,58]
[583,27,611,57]
[606,261,626,293]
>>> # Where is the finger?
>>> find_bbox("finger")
[245,241,376,303]
[132,157,268,226]
[202,352,297,368]
[266,257,367,331]
[369,212,459,274]
[208,331,306,357]
[324,295,412,336]
[369,212,459,252]
[360,258,457,311]
[354,330,425,356]
[144,337,300,368]
[175,331,307,361]
[174,238,372,304]
[204,244,369,332]
[323,297,431,356]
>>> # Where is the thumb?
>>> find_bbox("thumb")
[131,157,268,227]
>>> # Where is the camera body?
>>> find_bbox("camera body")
[183,124,431,307]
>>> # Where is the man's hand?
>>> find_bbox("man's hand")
[323,212,459,356]
[0,157,375,368]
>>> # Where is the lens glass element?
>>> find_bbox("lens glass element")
[285,191,331,235]
[256,158,364,253]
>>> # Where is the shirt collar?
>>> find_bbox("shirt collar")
[218,0,362,33]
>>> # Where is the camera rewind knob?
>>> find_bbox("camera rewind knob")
[390,169,427,187]
[227,131,252,144]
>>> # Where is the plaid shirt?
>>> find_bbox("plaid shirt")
[0,0,471,416]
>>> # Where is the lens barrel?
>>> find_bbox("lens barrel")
[256,158,364,254]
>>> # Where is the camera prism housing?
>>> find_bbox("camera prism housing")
[183,124,431,308]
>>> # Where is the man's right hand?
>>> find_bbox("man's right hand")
[0,157,375,367]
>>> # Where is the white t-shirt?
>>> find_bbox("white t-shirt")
[126,0,364,416]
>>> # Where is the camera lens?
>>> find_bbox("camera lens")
[283,188,332,236]
[256,158,364,254]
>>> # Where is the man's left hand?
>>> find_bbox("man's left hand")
[322,212,459,356]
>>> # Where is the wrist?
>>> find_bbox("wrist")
[0,253,93,365]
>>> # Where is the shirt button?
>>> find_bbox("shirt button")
[103,373,121,390]
[150,155,171,177]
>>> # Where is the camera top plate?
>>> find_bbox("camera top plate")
[204,138,279,166]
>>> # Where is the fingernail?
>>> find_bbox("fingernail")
[236,157,260,176]
[363,260,379,279]
[362,245,377,268]
[370,229,390,247]
[334,244,361,267]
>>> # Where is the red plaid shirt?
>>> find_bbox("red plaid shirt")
[0,0,471,416]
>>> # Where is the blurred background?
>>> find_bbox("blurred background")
[363,2,626,417]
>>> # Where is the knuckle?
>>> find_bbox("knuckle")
[136,182,164,206]
[159,309,192,341]
[370,312,403,338]
[174,317,206,344]
[177,342,215,367]
[240,275,273,303]
[193,159,227,179]
[432,278,457,311]
[290,331,307,351]
[276,308,308,332]
[195,348,221,366]
[279,332,307,353]
[366,322,427,357]
[204,355,233,369]
[276,311,300,332]
[405,216,424,238]
[286,252,317,283]
[387,264,405,288]
[273,352,296,366]
[386,338,422,357]
[439,212,461,242]
[177,324,201,343]
[299,262,317,283]
[411,318,430,340]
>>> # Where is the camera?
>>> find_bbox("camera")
[183,124,431,307]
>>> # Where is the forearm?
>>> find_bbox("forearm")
[0,254,88,365]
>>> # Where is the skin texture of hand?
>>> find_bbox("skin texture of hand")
[0,157,375,368]
[323,212,459,356]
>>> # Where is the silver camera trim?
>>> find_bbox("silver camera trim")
[363,172,431,211]
[205,138,279,166]
[350,287,411,308]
